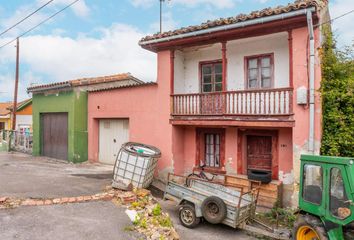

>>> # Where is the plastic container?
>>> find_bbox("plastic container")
[112,142,161,189]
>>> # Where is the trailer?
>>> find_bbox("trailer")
[164,173,290,239]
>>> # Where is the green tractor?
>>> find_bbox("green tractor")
[293,155,354,240]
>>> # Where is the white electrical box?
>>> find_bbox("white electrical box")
[297,86,308,105]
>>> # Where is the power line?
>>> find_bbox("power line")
[0,0,54,37]
[0,0,81,50]
[315,9,354,27]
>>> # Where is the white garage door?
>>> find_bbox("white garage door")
[99,119,129,165]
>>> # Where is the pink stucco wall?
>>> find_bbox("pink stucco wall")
[292,26,322,152]
[291,26,322,186]
[88,26,321,189]
[88,51,174,179]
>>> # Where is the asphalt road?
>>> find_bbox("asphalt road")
[0,152,257,240]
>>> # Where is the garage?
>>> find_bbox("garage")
[41,113,68,160]
[99,119,129,165]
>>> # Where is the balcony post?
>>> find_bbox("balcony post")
[221,42,227,91]
[170,49,175,115]
[170,49,175,94]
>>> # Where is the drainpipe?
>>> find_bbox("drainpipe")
[307,11,315,154]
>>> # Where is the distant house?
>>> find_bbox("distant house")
[7,99,33,132]
[88,0,328,208]
[0,102,12,131]
[27,73,143,162]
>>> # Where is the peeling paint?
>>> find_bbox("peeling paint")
[225,158,237,175]
[157,166,174,183]
[279,170,294,185]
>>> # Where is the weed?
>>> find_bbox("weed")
[152,203,162,216]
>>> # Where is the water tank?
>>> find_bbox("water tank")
[112,142,161,189]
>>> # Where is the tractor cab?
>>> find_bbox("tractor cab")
[294,155,354,240]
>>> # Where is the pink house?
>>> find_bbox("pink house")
[88,0,328,207]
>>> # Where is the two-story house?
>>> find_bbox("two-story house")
[88,0,329,207]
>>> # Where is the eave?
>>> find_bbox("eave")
[141,9,319,52]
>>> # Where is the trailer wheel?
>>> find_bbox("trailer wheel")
[293,214,328,240]
[179,204,200,228]
[201,196,227,224]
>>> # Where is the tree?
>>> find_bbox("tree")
[320,26,354,157]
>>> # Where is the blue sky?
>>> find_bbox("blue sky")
[0,0,353,101]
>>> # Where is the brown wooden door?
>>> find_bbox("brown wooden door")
[41,113,68,160]
[247,135,272,171]
[0,122,4,130]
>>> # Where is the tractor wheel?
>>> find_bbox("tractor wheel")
[293,214,328,240]
[179,204,200,228]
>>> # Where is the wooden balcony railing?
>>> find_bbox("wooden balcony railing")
[171,88,293,117]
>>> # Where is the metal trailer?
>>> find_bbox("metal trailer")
[164,173,290,239]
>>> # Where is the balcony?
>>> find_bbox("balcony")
[171,88,293,124]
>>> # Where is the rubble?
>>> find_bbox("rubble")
[124,191,180,240]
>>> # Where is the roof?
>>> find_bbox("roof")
[301,154,354,165]
[139,0,327,45]
[88,82,157,93]
[27,73,144,93]
[0,102,12,116]
[7,98,32,112]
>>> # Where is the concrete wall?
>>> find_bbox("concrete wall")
[88,51,173,181]
[16,115,32,130]
[174,32,289,94]
[32,90,88,163]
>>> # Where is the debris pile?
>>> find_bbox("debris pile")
[123,189,180,240]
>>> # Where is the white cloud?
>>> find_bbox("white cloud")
[329,0,354,47]
[132,0,237,9]
[149,11,179,33]
[0,0,90,39]
[256,0,270,3]
[0,71,36,102]
[131,0,155,8]
[0,23,156,100]
[36,0,90,18]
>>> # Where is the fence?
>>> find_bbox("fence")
[0,130,33,153]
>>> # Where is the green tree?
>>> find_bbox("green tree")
[320,26,354,156]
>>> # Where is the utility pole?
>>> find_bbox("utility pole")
[12,37,19,131]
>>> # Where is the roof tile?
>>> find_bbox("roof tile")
[27,73,143,93]
[139,0,327,44]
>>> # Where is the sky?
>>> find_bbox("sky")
[0,0,353,102]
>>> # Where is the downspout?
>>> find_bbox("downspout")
[306,11,315,153]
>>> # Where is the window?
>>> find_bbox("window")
[196,129,225,170]
[246,54,273,89]
[330,168,351,219]
[201,62,223,93]
[303,164,323,205]
[205,133,221,168]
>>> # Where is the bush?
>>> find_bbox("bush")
[320,26,354,157]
